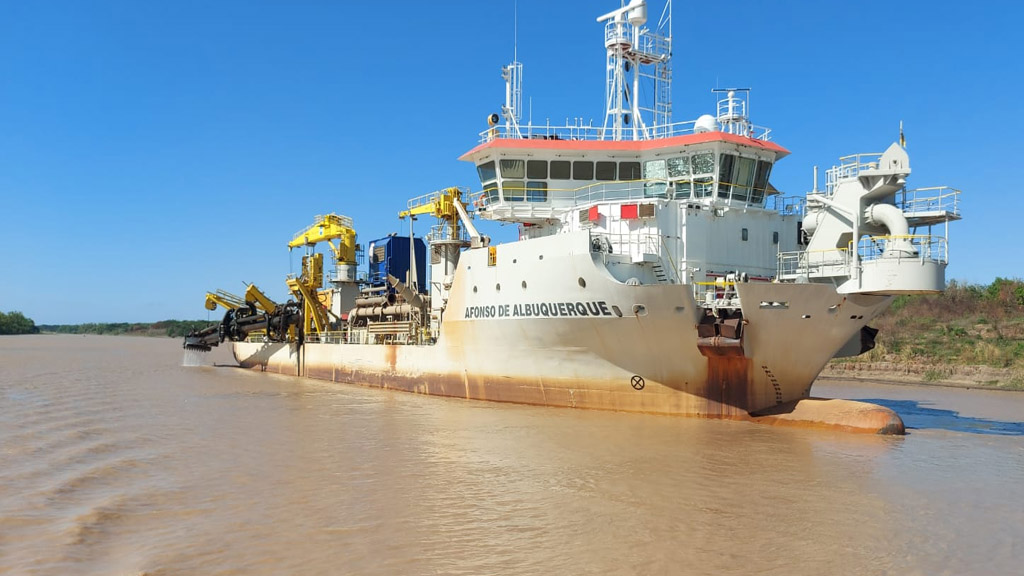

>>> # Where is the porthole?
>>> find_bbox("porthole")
[633,304,648,316]
[611,305,623,317]
[539,254,544,260]
[496,283,501,292]
[521,281,527,289]
[578,277,587,288]
[473,286,478,293]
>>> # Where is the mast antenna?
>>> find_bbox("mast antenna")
[598,0,672,141]
[502,1,523,138]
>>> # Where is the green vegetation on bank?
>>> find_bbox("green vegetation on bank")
[834,278,1024,388]
[0,311,39,335]
[38,320,211,338]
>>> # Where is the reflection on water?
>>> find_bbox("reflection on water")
[2,335,1023,575]
[863,398,1024,436]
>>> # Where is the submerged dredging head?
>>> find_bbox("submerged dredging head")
[183,341,212,352]
[183,326,219,352]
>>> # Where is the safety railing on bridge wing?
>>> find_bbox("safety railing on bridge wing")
[854,235,948,264]
[777,247,851,279]
[765,195,805,216]
[825,153,882,195]
[468,180,662,212]
[898,187,961,219]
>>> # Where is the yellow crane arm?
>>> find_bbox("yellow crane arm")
[398,187,459,220]
[205,290,245,311]
[244,283,278,313]
[286,277,330,336]
[287,213,357,264]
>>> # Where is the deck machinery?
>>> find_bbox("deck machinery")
[184,193,480,351]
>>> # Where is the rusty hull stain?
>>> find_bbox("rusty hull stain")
[233,343,904,434]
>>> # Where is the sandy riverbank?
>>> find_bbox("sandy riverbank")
[822,361,1022,391]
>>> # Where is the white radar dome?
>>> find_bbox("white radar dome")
[695,114,719,134]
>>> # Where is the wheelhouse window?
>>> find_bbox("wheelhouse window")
[572,161,594,180]
[483,181,499,205]
[667,156,691,199]
[733,157,756,202]
[500,159,525,179]
[643,159,668,198]
[527,160,547,179]
[752,160,772,204]
[477,161,496,183]
[691,152,714,198]
[667,156,690,178]
[503,180,525,201]
[595,161,616,181]
[550,160,571,180]
[717,154,735,199]
[526,181,548,202]
[619,161,641,180]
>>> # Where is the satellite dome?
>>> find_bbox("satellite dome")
[695,114,719,134]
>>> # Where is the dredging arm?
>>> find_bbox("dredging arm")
[183,301,302,351]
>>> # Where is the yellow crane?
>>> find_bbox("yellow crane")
[287,213,358,338]
[398,186,483,247]
[288,213,357,269]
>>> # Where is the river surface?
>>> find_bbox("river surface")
[2,334,1022,575]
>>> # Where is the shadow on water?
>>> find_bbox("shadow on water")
[864,399,1024,436]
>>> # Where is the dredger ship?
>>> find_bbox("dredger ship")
[185,0,961,434]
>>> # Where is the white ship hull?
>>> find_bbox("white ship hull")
[234,232,893,420]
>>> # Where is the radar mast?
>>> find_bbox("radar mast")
[597,0,672,141]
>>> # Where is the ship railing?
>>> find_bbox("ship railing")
[777,248,851,280]
[303,331,350,345]
[692,280,739,309]
[478,120,772,144]
[854,235,948,264]
[825,153,882,195]
[425,223,469,244]
[405,190,438,211]
[765,195,805,216]
[470,179,785,219]
[590,230,672,270]
[898,186,961,219]
[291,214,353,241]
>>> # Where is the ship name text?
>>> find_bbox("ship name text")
[464,301,614,319]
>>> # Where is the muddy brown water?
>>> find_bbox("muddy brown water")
[2,334,1023,575]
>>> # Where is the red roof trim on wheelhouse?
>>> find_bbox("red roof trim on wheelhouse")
[459,131,790,162]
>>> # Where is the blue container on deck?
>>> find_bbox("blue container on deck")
[367,235,427,294]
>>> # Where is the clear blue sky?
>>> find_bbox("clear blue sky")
[1,0,1020,324]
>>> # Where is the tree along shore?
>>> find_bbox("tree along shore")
[0,311,38,335]
[37,320,211,338]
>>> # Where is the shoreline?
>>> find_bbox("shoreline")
[822,362,1022,391]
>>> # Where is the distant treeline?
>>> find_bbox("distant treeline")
[0,311,39,335]
[38,319,213,338]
